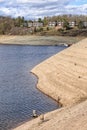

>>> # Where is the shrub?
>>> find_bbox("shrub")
[47,27,49,31]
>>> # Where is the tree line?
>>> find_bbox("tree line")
[0,15,87,35]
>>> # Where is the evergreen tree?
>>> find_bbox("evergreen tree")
[78,21,84,29]
[63,20,70,30]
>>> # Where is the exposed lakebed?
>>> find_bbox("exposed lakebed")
[0,45,67,130]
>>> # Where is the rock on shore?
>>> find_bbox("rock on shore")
[13,38,87,130]
[13,100,87,130]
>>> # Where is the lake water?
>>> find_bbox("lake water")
[0,45,66,130]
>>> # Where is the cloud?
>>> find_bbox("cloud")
[0,0,87,19]
[66,4,87,14]
[17,0,45,3]
[0,0,4,2]
[16,0,70,7]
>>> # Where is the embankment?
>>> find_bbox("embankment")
[32,38,87,106]
[13,38,87,130]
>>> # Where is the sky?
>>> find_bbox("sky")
[0,0,87,19]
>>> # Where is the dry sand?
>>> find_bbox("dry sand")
[13,100,87,130]
[0,35,83,45]
[13,38,87,130]
[32,38,87,106]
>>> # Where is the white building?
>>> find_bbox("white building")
[48,22,56,27]
[28,22,43,28]
[69,21,76,27]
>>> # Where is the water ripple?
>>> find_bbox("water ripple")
[0,45,67,130]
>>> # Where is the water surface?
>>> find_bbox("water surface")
[0,45,66,130]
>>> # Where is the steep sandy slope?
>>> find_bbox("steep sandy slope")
[32,38,87,106]
[13,100,87,130]
[13,38,87,130]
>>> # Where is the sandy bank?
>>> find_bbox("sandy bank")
[32,38,87,106]
[13,100,87,130]
[0,35,83,45]
[13,38,87,130]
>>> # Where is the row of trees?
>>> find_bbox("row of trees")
[42,14,87,25]
[0,16,26,34]
[0,15,87,34]
[42,15,87,29]
[61,20,86,30]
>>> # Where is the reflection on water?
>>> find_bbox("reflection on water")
[0,45,66,130]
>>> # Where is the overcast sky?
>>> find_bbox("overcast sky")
[0,0,87,19]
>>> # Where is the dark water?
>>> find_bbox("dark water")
[0,45,66,130]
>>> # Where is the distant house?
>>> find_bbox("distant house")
[23,22,28,27]
[48,22,56,27]
[69,21,76,27]
[57,22,64,26]
[28,22,43,28]
[83,21,87,27]
[55,22,63,30]
[33,22,43,27]
[28,22,33,27]
[48,21,77,28]
[48,21,63,27]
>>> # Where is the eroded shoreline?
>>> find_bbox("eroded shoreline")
[13,38,87,130]
[32,38,87,106]
[0,35,84,46]
[1,35,86,130]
